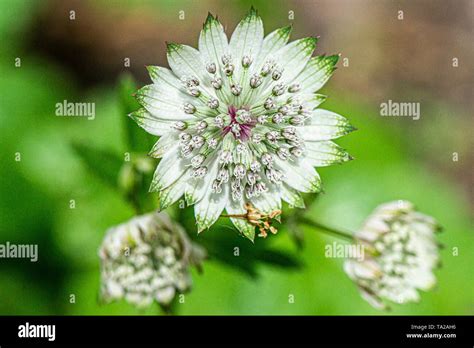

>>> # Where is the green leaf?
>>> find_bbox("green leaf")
[71,142,123,188]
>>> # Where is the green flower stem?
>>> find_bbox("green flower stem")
[299,217,354,242]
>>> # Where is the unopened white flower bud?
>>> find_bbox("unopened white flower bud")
[99,213,206,308]
[344,201,441,310]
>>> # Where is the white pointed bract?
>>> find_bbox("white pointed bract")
[130,7,354,240]
[98,212,206,308]
[344,201,441,310]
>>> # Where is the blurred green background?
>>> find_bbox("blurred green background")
[0,0,473,315]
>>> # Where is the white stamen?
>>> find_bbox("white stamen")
[265,131,279,144]
[245,185,255,198]
[272,113,284,124]
[187,87,200,97]
[219,150,232,164]
[214,116,225,128]
[231,179,243,201]
[277,147,290,160]
[252,133,262,144]
[288,83,301,93]
[192,135,205,148]
[179,133,191,143]
[224,63,235,76]
[212,180,223,193]
[207,98,219,109]
[196,120,208,131]
[250,160,261,172]
[261,153,273,167]
[272,67,283,80]
[261,60,274,76]
[181,144,193,157]
[257,115,267,124]
[290,147,304,157]
[255,182,267,194]
[181,76,199,87]
[208,138,218,149]
[247,171,258,185]
[272,83,285,96]
[192,166,207,178]
[173,121,187,130]
[236,143,246,154]
[282,126,297,140]
[264,97,276,110]
[236,110,251,123]
[221,54,232,65]
[242,55,253,68]
[206,62,217,74]
[231,123,241,137]
[266,168,283,183]
[233,163,246,179]
[211,77,223,89]
[231,84,242,96]
[279,105,290,115]
[290,115,305,125]
[217,168,229,183]
[191,154,205,168]
[183,103,196,114]
[250,74,262,88]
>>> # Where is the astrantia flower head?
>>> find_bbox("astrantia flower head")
[344,201,441,310]
[130,7,355,240]
[99,212,206,308]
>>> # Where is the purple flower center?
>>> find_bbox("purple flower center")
[222,105,256,141]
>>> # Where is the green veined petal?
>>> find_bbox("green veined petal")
[292,54,339,92]
[279,184,305,208]
[226,200,255,242]
[128,108,174,136]
[184,159,218,205]
[275,157,322,193]
[272,37,318,83]
[135,85,193,121]
[251,25,292,74]
[195,184,228,233]
[299,109,356,141]
[149,145,187,191]
[158,172,188,210]
[251,189,281,214]
[229,7,264,68]
[148,133,178,158]
[198,13,229,67]
[166,43,210,87]
[304,141,353,167]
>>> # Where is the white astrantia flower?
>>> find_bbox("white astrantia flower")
[344,201,441,310]
[130,7,355,240]
[98,212,206,308]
